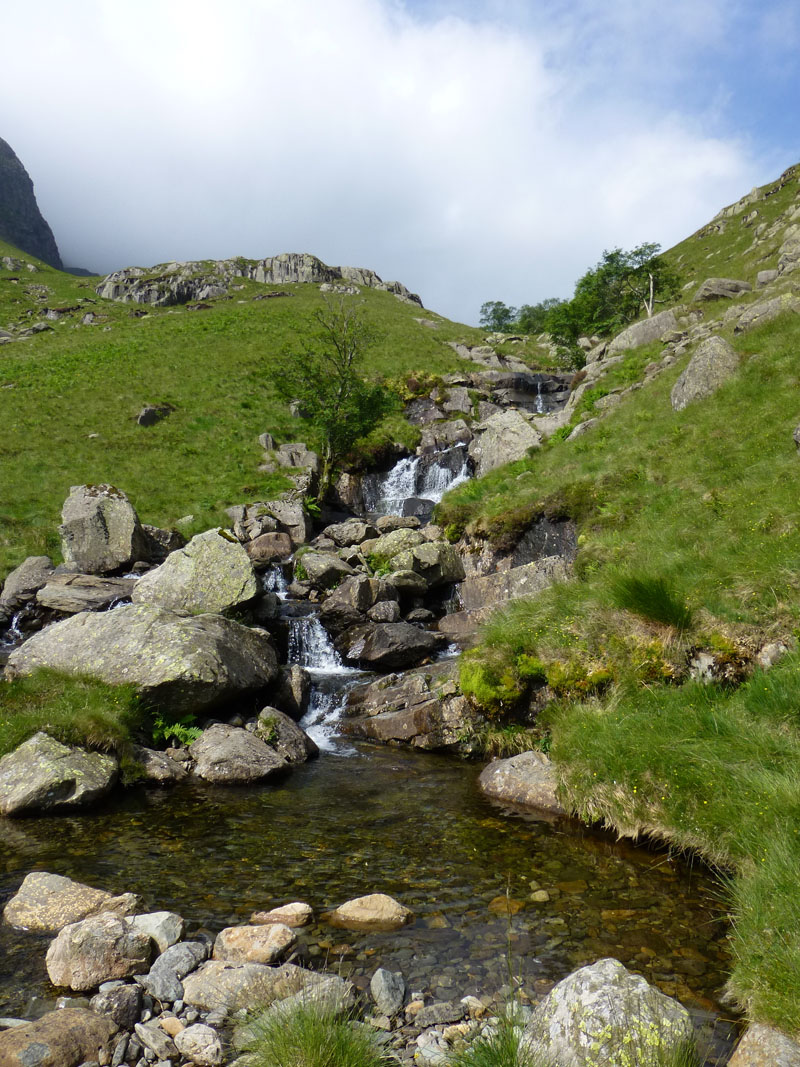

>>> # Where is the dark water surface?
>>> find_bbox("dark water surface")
[0,742,732,1020]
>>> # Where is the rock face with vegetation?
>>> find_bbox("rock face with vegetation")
[0,136,62,268]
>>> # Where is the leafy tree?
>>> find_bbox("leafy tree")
[273,300,395,503]
[516,297,566,335]
[479,300,518,332]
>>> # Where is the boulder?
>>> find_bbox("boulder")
[370,968,406,1016]
[250,902,313,928]
[255,707,318,763]
[0,733,118,816]
[141,523,186,562]
[606,308,678,355]
[521,958,693,1065]
[338,621,444,670]
[297,551,354,590]
[213,923,297,965]
[368,528,426,563]
[387,569,429,597]
[0,1008,117,1067]
[46,911,153,991]
[468,409,542,477]
[129,745,190,784]
[262,499,313,547]
[670,335,739,411]
[419,419,473,451]
[137,403,173,426]
[128,910,185,954]
[175,1023,224,1066]
[778,224,800,275]
[459,557,570,614]
[182,960,313,1013]
[374,515,421,534]
[139,940,209,1002]
[0,555,54,612]
[320,575,395,633]
[693,277,752,301]
[271,664,310,721]
[90,983,142,1029]
[190,724,288,783]
[3,872,138,934]
[132,529,258,615]
[728,1024,800,1066]
[5,605,278,716]
[478,751,565,816]
[245,531,294,565]
[390,541,465,588]
[59,484,149,574]
[36,574,136,613]
[734,292,800,334]
[367,600,401,622]
[757,269,780,287]
[322,519,378,547]
[328,893,413,932]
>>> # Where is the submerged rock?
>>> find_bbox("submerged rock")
[0,733,118,816]
[5,605,278,715]
[329,893,414,931]
[3,872,138,933]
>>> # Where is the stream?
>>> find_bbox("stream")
[0,446,734,1037]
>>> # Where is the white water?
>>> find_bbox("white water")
[363,444,471,515]
[534,379,545,414]
[289,614,361,753]
[263,565,289,600]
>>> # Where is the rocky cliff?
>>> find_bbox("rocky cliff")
[0,137,62,269]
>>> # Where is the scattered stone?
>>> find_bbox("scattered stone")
[190,724,288,784]
[249,902,313,928]
[3,872,138,934]
[328,893,413,931]
[90,984,142,1029]
[136,404,173,427]
[415,1001,465,1028]
[478,751,566,817]
[129,746,190,784]
[0,555,54,612]
[0,1008,117,1067]
[59,485,149,574]
[128,911,185,954]
[756,269,779,287]
[0,733,118,816]
[670,335,740,411]
[139,941,209,1003]
[175,1023,224,1066]
[46,912,153,991]
[134,1020,178,1060]
[693,277,752,301]
[213,923,297,964]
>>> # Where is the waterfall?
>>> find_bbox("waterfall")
[288,615,348,673]
[362,445,471,515]
[263,564,289,600]
[534,378,545,414]
[418,445,470,502]
[287,614,360,753]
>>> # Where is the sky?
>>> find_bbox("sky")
[1,0,798,324]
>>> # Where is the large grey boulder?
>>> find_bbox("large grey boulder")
[132,529,258,615]
[262,498,313,546]
[255,707,318,763]
[0,733,118,816]
[728,1024,800,1066]
[734,292,800,334]
[670,335,739,411]
[59,484,149,574]
[338,621,444,670]
[6,605,278,715]
[36,573,136,613]
[3,872,138,933]
[468,409,542,476]
[46,911,153,991]
[0,555,53,612]
[0,1008,117,1067]
[320,576,396,633]
[521,958,693,1066]
[479,751,565,816]
[190,724,288,783]
[322,519,378,547]
[693,277,752,301]
[297,551,354,590]
[606,308,678,355]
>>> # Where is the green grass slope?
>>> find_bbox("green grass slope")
[0,243,486,575]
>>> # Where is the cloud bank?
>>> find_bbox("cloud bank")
[1,0,792,322]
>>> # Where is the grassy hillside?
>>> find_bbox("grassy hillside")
[0,242,486,575]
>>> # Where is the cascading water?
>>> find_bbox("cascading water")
[263,564,289,599]
[362,444,471,515]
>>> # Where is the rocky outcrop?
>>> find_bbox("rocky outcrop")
[670,335,739,411]
[459,557,571,614]
[0,137,62,268]
[131,529,258,615]
[45,911,153,991]
[606,308,678,355]
[3,872,138,933]
[59,484,149,574]
[734,292,800,334]
[522,957,693,1064]
[0,1008,117,1067]
[0,733,118,816]
[468,409,542,476]
[190,724,288,783]
[6,605,278,715]
[478,751,565,816]
[693,277,752,301]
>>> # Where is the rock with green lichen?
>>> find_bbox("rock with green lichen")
[59,484,150,575]
[0,733,118,816]
[521,957,693,1066]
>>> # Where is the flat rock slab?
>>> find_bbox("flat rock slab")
[479,751,565,817]
[459,557,570,614]
[3,871,138,933]
[0,733,118,816]
[249,902,313,928]
[190,724,288,784]
[36,574,136,613]
[182,960,310,1013]
[0,1007,117,1067]
[46,911,153,991]
[5,604,278,716]
[728,1024,800,1066]
[213,923,296,964]
[328,893,414,932]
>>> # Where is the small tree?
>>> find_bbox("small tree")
[479,300,518,332]
[272,299,394,503]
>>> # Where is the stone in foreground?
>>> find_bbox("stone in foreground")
[478,751,566,817]
[521,957,693,1065]
[371,967,406,1016]
[190,724,288,783]
[0,733,118,816]
[728,1024,800,1066]
[0,1007,117,1067]
[329,893,414,931]
[213,923,297,964]
[46,911,153,991]
[182,960,312,1013]
[175,1023,224,1066]
[3,871,138,933]
[5,604,278,715]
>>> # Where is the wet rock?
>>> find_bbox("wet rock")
[606,308,678,355]
[329,893,413,931]
[728,1024,800,1066]
[338,620,444,670]
[0,555,54,612]
[129,746,190,784]
[139,941,209,1003]
[46,912,153,991]
[419,419,473,451]
[175,1023,223,1066]
[0,733,118,816]
[90,983,142,1029]
[250,902,313,928]
[671,335,740,412]
[128,911,185,954]
[693,277,752,301]
[245,531,294,565]
[0,1008,117,1067]
[479,752,565,816]
[370,968,406,1016]
[521,957,693,1065]
[271,664,310,721]
[468,409,542,476]
[3,872,138,934]
[36,574,137,614]
[6,605,278,716]
[190,724,288,784]
[213,923,297,964]
[132,529,258,615]
[59,485,149,575]
[255,707,318,763]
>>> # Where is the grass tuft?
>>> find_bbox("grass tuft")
[609,574,693,632]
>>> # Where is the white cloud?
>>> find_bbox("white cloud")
[0,0,772,322]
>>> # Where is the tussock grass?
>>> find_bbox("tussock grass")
[0,668,144,757]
